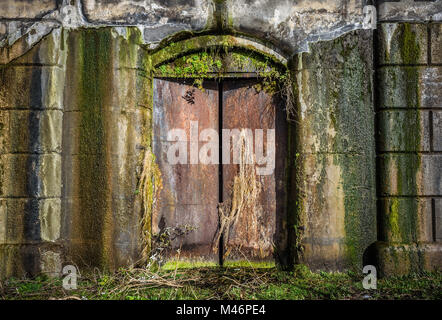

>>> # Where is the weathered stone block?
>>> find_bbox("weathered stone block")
[108,154,141,198]
[66,239,118,271]
[113,240,141,268]
[301,240,347,272]
[0,201,5,244]
[0,198,60,244]
[64,29,150,115]
[231,1,368,54]
[377,23,428,65]
[0,22,6,39]
[63,196,141,269]
[61,155,106,200]
[82,0,210,29]
[62,154,139,200]
[377,0,442,22]
[63,109,145,157]
[433,111,442,151]
[64,69,149,113]
[295,57,374,154]
[113,68,152,111]
[37,154,61,198]
[379,197,433,243]
[376,242,442,277]
[0,66,64,110]
[420,155,442,196]
[0,198,50,244]
[39,199,61,242]
[110,198,142,268]
[0,110,8,153]
[431,23,442,64]
[435,199,442,241]
[298,153,376,270]
[0,110,62,154]
[377,66,442,108]
[296,30,373,71]
[301,154,375,194]
[0,154,61,198]
[300,190,376,271]
[379,154,442,196]
[2,199,38,243]
[39,250,62,277]
[0,155,31,197]
[110,28,147,69]
[378,110,430,152]
[10,29,66,66]
[0,244,41,279]
[0,0,56,19]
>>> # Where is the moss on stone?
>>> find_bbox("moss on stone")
[292,31,376,271]
[155,46,287,94]
[68,28,114,270]
[399,24,422,65]
[377,23,425,273]
[150,35,285,69]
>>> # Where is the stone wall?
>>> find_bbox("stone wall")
[0,30,65,278]
[0,0,441,278]
[376,21,442,276]
[0,27,151,278]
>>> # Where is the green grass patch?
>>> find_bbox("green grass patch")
[161,261,218,270]
[1,267,440,300]
[223,261,275,269]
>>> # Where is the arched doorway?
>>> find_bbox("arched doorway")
[150,39,290,267]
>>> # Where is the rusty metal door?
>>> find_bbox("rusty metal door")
[153,79,220,262]
[153,78,286,264]
[222,79,286,263]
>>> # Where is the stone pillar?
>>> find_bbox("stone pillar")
[376,22,442,276]
[62,28,149,271]
[292,30,377,271]
[0,29,65,278]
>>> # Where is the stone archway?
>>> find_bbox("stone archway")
[148,41,291,267]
